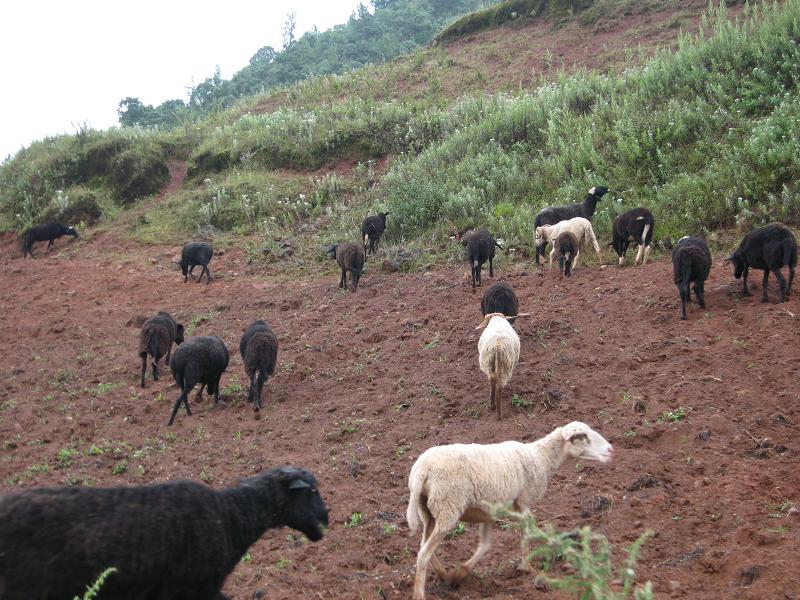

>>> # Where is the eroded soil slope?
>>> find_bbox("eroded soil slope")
[0,234,798,599]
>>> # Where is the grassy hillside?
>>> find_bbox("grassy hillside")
[2,0,798,269]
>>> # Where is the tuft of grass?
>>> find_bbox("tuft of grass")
[345,512,364,528]
[73,567,117,600]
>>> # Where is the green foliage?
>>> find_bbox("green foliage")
[108,144,170,203]
[498,507,654,599]
[37,186,104,226]
[74,567,117,600]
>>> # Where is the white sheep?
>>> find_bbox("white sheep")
[476,312,520,419]
[535,217,603,269]
[406,422,614,600]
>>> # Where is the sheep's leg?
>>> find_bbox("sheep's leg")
[742,267,750,296]
[255,372,265,411]
[678,283,689,320]
[212,377,221,405]
[421,516,448,580]
[788,265,795,297]
[140,354,148,388]
[205,265,212,284]
[634,244,644,266]
[495,382,503,419]
[340,269,346,289]
[489,257,494,278]
[643,244,652,265]
[413,527,449,600]
[772,267,787,303]
[761,269,770,302]
[152,356,160,382]
[47,239,54,249]
[195,384,205,402]
[168,390,189,425]
[572,250,580,270]
[488,378,496,412]
[695,282,706,309]
[449,522,493,586]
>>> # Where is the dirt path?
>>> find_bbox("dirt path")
[1,242,798,599]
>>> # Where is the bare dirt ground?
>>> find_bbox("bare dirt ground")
[1,222,799,599]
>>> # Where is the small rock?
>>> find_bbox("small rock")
[697,429,711,441]
[739,565,763,586]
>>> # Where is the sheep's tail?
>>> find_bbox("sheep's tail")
[782,237,795,268]
[147,334,159,361]
[406,466,426,534]
[641,223,651,247]
[363,233,369,247]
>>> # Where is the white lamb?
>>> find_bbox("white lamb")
[535,217,603,269]
[476,312,520,419]
[406,422,614,600]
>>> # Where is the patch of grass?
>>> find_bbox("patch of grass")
[199,466,213,483]
[111,460,128,476]
[383,523,398,536]
[345,512,364,528]
[56,447,77,468]
[186,310,220,336]
[661,406,690,423]
[511,393,531,408]
[448,522,467,538]
[74,566,118,600]
[222,380,244,395]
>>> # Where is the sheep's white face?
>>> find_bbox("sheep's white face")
[535,226,549,245]
[561,422,613,464]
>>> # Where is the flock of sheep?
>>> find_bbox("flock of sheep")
[1,187,797,600]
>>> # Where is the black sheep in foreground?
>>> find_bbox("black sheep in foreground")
[326,242,365,291]
[20,223,78,258]
[361,211,389,255]
[729,223,797,303]
[239,320,279,412]
[0,466,329,600]
[180,242,213,284]
[139,311,185,388]
[672,236,712,320]
[533,185,609,265]
[169,335,229,425]
[481,282,519,323]
[465,229,503,288]
[611,207,655,266]
[555,231,580,278]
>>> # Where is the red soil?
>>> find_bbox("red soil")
[1,228,798,598]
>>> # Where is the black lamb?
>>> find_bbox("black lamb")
[139,311,185,388]
[20,223,78,258]
[239,320,279,412]
[0,466,329,600]
[466,229,503,288]
[325,242,366,292]
[533,185,609,265]
[180,242,213,284]
[611,207,655,267]
[481,281,519,323]
[361,211,389,255]
[672,236,712,320]
[168,335,229,425]
[555,231,580,278]
[729,223,797,303]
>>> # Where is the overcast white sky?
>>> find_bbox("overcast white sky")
[0,1,364,161]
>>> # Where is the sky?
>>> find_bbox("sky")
[0,0,365,161]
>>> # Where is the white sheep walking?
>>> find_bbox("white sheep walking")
[406,422,614,600]
[535,216,603,269]
[476,312,520,419]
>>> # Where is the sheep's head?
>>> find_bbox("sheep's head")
[588,185,610,198]
[475,312,513,330]
[561,422,613,464]
[728,253,745,278]
[66,226,79,237]
[534,226,550,245]
[254,467,329,542]
[175,324,185,345]
[324,244,339,260]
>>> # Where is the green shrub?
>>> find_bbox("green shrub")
[109,146,170,203]
[37,186,103,226]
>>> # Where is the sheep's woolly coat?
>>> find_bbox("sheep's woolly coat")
[535,217,602,268]
[477,315,520,391]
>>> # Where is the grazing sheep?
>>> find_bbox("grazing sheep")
[139,311,185,388]
[239,320,279,412]
[481,282,519,324]
[533,185,609,265]
[325,243,366,292]
[180,242,213,284]
[476,312,520,419]
[361,211,389,255]
[671,236,712,320]
[554,231,579,278]
[20,223,78,258]
[406,422,614,600]
[535,217,603,269]
[0,466,329,600]
[466,229,503,288]
[729,223,797,303]
[611,207,655,266]
[168,335,229,425]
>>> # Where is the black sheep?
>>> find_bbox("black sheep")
[239,320,279,412]
[672,236,712,320]
[555,231,580,278]
[168,335,229,425]
[0,466,329,600]
[481,281,519,323]
[180,242,213,284]
[326,242,365,292]
[466,229,502,288]
[139,311,185,388]
[533,185,609,265]
[361,211,389,255]
[729,223,797,303]
[20,223,78,258]
[611,207,655,267]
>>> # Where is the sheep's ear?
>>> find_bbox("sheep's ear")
[589,187,597,195]
[561,422,590,442]
[474,314,493,330]
[288,478,311,490]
